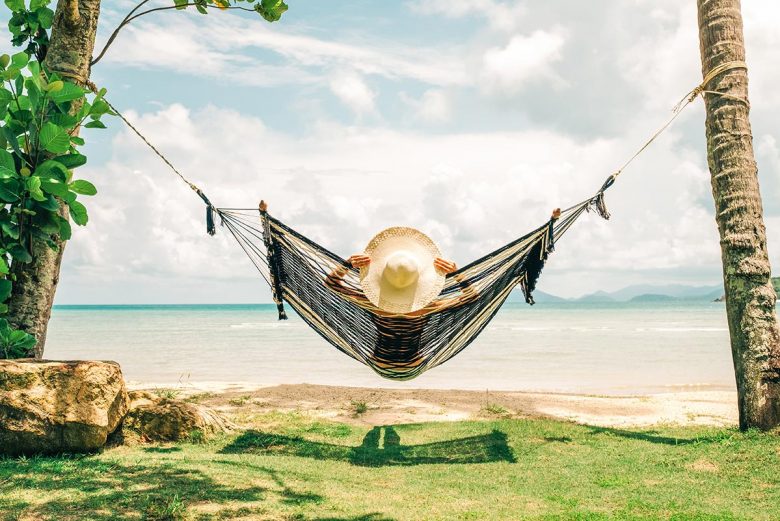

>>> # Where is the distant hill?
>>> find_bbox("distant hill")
[629,293,678,303]
[517,280,777,304]
[574,291,615,303]
[506,289,565,303]
[575,284,722,303]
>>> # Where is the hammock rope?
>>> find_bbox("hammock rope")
[65,60,749,378]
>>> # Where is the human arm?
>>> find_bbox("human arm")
[325,254,370,298]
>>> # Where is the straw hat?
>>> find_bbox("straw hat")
[359,227,446,313]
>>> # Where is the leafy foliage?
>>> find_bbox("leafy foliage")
[0,0,112,357]
[173,0,289,22]
[5,0,54,62]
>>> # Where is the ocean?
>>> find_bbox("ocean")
[44,301,767,394]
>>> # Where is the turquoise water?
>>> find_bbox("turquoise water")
[45,301,759,394]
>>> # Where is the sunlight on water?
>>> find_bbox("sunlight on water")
[44,301,774,394]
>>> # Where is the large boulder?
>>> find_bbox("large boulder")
[0,359,129,455]
[119,390,233,443]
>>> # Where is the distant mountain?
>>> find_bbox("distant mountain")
[630,293,678,302]
[574,290,615,303]
[527,283,725,303]
[605,284,723,301]
[506,289,565,303]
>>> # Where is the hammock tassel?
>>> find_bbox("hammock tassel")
[259,201,288,321]
[587,173,615,220]
[206,205,216,236]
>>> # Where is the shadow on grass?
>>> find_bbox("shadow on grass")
[221,426,516,466]
[585,425,734,446]
[0,456,267,520]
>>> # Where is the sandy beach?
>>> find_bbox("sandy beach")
[130,382,739,428]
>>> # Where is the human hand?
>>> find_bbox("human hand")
[348,254,371,269]
[434,257,457,275]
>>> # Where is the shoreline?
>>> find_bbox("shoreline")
[129,381,739,428]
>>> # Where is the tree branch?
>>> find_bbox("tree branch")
[91,3,254,66]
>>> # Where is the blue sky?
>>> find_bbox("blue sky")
[41,0,780,303]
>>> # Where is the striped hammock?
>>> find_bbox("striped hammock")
[211,185,611,380]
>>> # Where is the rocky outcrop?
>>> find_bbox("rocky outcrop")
[118,391,233,443]
[0,360,129,455]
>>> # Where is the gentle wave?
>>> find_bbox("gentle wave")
[635,327,728,332]
[230,322,296,330]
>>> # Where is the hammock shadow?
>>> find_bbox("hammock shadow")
[221,426,516,467]
[585,425,729,446]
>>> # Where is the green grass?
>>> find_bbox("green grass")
[350,400,369,416]
[1,414,779,520]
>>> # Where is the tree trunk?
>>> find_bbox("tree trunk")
[5,0,101,358]
[697,0,780,430]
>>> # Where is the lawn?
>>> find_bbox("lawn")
[1,412,778,520]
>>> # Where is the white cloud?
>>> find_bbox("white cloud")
[57,102,752,303]
[400,89,452,123]
[329,72,377,115]
[481,30,567,95]
[409,0,526,33]
[99,11,469,88]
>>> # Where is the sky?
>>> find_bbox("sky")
[39,0,780,304]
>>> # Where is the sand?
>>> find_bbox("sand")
[130,381,738,428]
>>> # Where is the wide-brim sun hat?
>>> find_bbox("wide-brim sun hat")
[359,227,446,314]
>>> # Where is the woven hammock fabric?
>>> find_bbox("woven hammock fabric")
[216,196,606,380]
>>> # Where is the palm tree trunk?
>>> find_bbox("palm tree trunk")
[5,0,102,358]
[697,0,780,430]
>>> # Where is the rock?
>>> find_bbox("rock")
[0,359,129,456]
[119,391,233,443]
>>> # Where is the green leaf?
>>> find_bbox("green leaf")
[0,149,16,179]
[39,176,68,196]
[257,0,287,22]
[3,0,24,13]
[8,243,31,263]
[0,279,11,302]
[10,51,28,68]
[26,176,45,201]
[37,193,59,212]
[1,127,22,157]
[35,159,68,180]
[0,256,8,275]
[0,180,20,202]
[48,82,84,104]
[174,0,188,8]
[84,120,106,129]
[69,200,88,226]
[53,153,86,169]
[38,122,71,153]
[1,220,19,239]
[30,0,48,10]
[58,216,71,241]
[69,179,96,196]
[36,6,54,28]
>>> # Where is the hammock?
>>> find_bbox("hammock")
[212,181,612,380]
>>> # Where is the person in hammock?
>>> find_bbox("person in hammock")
[325,227,478,370]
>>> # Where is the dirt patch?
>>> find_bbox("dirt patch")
[688,459,720,473]
[130,383,739,428]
